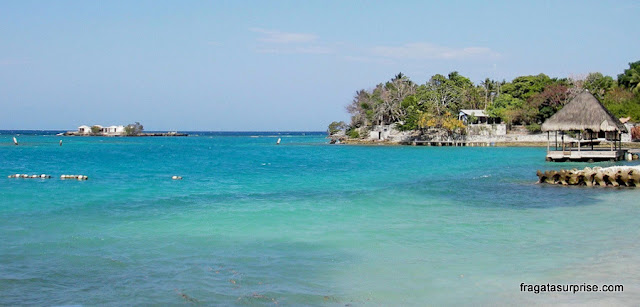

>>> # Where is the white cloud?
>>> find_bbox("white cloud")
[371,43,500,60]
[250,28,317,44]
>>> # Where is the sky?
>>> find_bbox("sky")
[1,0,639,131]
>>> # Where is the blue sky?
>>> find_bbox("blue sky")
[1,0,638,131]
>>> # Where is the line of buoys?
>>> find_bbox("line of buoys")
[8,174,52,179]
[537,166,640,187]
[61,175,89,180]
[172,175,183,180]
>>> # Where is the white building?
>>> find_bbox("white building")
[458,109,496,124]
[102,125,126,135]
[77,125,92,135]
[77,124,126,136]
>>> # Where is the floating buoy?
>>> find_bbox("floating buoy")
[172,176,183,180]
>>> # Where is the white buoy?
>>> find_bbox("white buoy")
[172,176,182,180]
[13,137,18,145]
[276,138,281,145]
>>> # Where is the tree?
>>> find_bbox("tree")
[602,88,640,121]
[527,83,571,123]
[346,74,416,128]
[91,125,102,135]
[416,111,465,137]
[125,122,144,136]
[486,94,523,125]
[500,74,553,100]
[346,89,373,128]
[618,60,640,92]
[583,72,614,100]
[327,121,347,135]
[419,72,470,116]
[480,78,500,108]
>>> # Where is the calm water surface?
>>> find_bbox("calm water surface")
[1,132,639,305]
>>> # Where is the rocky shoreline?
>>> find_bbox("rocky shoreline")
[329,135,640,148]
[63,132,188,137]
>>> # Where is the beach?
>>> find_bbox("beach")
[1,132,639,305]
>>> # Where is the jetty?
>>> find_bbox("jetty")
[404,140,494,146]
[541,91,628,162]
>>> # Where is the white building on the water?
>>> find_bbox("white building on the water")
[77,125,126,135]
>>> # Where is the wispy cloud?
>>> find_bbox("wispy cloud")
[371,43,500,60]
[250,28,317,44]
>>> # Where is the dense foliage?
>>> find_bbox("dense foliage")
[327,121,347,135]
[336,61,640,137]
[125,122,144,136]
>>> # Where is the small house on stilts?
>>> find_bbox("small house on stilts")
[541,91,628,162]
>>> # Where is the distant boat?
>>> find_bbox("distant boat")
[56,133,64,136]
[276,138,281,145]
[13,137,18,145]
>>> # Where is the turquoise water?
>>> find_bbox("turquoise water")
[1,132,639,305]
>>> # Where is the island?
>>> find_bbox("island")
[328,61,640,148]
[63,122,188,137]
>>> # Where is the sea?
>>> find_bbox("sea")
[1,131,639,306]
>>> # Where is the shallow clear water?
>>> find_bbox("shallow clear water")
[1,132,639,305]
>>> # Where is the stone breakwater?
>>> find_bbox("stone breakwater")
[537,166,640,187]
[7,174,88,180]
[8,174,52,179]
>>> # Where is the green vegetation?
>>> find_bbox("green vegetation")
[327,121,347,135]
[91,125,102,134]
[124,122,144,136]
[346,127,360,139]
[341,61,640,138]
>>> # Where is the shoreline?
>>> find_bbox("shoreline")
[336,138,640,148]
[62,132,188,137]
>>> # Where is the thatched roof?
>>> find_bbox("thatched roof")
[541,91,627,133]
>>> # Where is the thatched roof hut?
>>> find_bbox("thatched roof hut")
[541,91,627,133]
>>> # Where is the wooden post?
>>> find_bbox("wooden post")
[578,131,581,152]
[610,132,613,152]
[547,131,550,153]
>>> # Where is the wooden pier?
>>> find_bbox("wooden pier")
[546,149,627,162]
[404,140,494,147]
